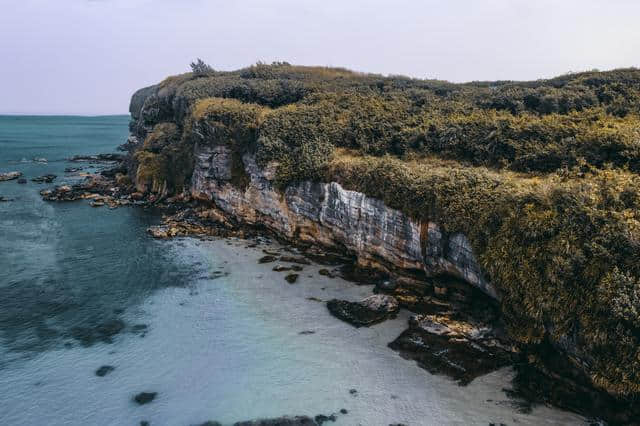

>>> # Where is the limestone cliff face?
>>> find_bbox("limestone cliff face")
[190,142,498,299]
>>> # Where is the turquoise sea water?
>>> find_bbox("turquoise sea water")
[0,115,586,425]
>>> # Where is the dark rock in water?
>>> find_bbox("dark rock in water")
[70,319,125,346]
[0,171,22,181]
[17,178,27,184]
[349,389,357,395]
[272,264,293,272]
[133,392,157,405]
[96,319,125,338]
[273,263,304,272]
[327,295,399,327]
[299,330,315,335]
[388,314,512,385]
[70,153,125,162]
[318,269,335,278]
[64,167,83,173]
[279,256,311,265]
[100,164,127,178]
[285,273,299,284]
[0,195,12,202]
[258,255,277,264]
[233,416,316,426]
[31,174,57,183]
[131,324,148,333]
[140,421,150,426]
[199,422,222,426]
[314,414,336,425]
[339,409,347,415]
[95,365,115,377]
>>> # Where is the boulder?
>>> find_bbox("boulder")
[233,416,316,426]
[0,171,22,181]
[285,273,299,284]
[327,295,399,327]
[258,255,277,264]
[95,365,115,377]
[388,314,512,385]
[133,392,157,405]
[31,174,57,183]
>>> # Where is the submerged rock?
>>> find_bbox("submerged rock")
[327,295,399,327]
[0,195,12,202]
[313,414,336,425]
[31,174,57,183]
[279,256,311,265]
[233,416,316,426]
[258,255,277,264]
[0,171,22,181]
[284,273,299,284]
[273,264,292,272]
[17,178,27,184]
[318,269,335,278]
[70,153,125,162]
[70,319,125,346]
[95,365,115,377]
[133,392,157,405]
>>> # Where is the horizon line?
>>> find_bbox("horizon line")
[0,112,130,117]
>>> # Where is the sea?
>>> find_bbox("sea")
[0,115,586,425]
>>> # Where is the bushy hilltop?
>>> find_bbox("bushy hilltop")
[129,63,640,398]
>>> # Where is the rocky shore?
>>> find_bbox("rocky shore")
[30,68,640,422]
[32,159,561,421]
[35,140,637,424]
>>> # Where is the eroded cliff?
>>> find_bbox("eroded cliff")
[119,65,640,423]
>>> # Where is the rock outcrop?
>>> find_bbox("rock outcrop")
[327,295,400,327]
[190,143,497,299]
[0,171,22,182]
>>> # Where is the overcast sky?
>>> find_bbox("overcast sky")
[1,0,639,115]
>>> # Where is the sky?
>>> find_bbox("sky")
[1,0,639,115]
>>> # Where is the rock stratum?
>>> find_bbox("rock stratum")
[99,64,640,423]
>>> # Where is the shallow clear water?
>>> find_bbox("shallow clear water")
[0,116,587,425]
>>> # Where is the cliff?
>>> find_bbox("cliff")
[122,63,640,422]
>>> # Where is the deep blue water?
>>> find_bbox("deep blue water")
[0,116,585,426]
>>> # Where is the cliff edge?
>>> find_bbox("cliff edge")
[123,63,640,422]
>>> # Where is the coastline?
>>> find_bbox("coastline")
[0,235,587,425]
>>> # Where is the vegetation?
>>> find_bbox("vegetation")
[190,58,214,76]
[130,63,640,397]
